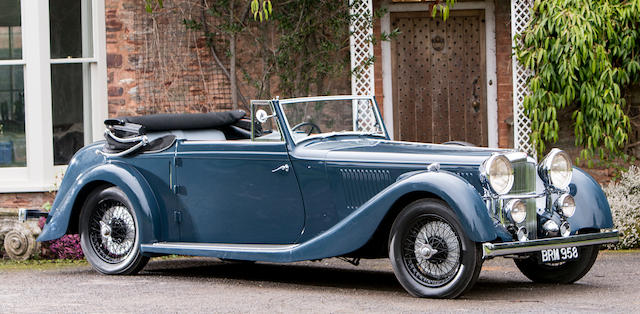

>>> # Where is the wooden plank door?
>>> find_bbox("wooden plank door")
[391,10,488,146]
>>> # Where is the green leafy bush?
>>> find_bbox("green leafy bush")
[604,166,640,249]
[515,0,640,163]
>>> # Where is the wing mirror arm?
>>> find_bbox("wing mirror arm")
[255,109,276,123]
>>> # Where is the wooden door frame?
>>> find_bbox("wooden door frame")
[380,0,498,148]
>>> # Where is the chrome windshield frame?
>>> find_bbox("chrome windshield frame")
[276,95,389,144]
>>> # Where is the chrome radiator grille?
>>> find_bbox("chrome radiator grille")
[511,159,536,194]
[509,159,538,239]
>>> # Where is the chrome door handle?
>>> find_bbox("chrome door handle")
[272,164,290,173]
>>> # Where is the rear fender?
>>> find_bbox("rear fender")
[38,162,160,243]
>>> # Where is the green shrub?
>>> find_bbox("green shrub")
[515,0,640,163]
[604,166,640,249]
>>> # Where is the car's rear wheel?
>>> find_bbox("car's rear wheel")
[514,230,600,284]
[388,199,482,298]
[79,186,149,275]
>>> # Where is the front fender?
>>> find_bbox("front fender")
[290,170,496,261]
[568,167,614,230]
[38,161,160,243]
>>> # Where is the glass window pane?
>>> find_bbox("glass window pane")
[12,65,23,90]
[52,63,89,165]
[0,0,22,60]
[252,103,283,142]
[0,65,26,167]
[50,0,93,59]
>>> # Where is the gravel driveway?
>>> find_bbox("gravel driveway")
[1,250,638,313]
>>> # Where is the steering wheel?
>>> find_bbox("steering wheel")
[291,122,322,136]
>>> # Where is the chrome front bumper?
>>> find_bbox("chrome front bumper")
[482,230,619,259]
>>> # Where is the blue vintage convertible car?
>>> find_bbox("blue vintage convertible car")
[38,95,618,298]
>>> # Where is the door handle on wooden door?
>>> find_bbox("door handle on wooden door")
[471,77,480,113]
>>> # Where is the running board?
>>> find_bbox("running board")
[141,242,300,261]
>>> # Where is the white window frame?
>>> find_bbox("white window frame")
[0,0,107,192]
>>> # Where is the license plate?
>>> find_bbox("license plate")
[539,247,579,263]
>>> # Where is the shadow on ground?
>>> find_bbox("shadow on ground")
[141,258,404,293]
[133,258,602,299]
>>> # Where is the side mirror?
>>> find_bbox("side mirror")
[255,109,275,123]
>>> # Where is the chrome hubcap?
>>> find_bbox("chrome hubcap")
[100,221,111,237]
[417,244,438,259]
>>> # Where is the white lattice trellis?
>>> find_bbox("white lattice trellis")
[349,0,375,132]
[511,0,535,156]
[354,99,380,132]
[349,0,375,96]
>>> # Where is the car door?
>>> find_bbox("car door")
[173,107,305,244]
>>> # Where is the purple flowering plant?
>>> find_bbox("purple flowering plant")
[38,214,84,260]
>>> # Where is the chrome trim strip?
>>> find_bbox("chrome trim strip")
[18,209,48,223]
[482,192,546,201]
[105,129,146,144]
[142,242,299,253]
[278,95,373,104]
[505,151,528,162]
[499,192,546,200]
[99,129,150,157]
[180,140,284,145]
[482,231,619,259]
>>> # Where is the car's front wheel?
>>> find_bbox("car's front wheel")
[79,185,149,275]
[388,199,483,298]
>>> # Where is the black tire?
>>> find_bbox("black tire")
[79,186,149,275]
[514,245,600,284]
[388,199,483,298]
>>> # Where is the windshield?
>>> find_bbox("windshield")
[280,97,386,143]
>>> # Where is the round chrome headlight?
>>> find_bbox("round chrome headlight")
[539,149,573,189]
[481,154,514,195]
[556,194,576,218]
[504,199,527,224]
[560,221,571,237]
[516,226,528,242]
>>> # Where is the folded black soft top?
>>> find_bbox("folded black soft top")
[105,110,247,133]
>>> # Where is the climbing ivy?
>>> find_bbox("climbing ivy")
[431,0,457,20]
[515,0,640,164]
[249,0,272,21]
[144,0,162,13]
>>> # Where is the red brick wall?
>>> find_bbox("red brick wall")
[0,192,55,209]
[495,0,514,148]
[372,1,384,117]
[105,0,233,117]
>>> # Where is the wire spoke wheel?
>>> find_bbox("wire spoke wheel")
[402,215,462,287]
[80,186,148,275]
[89,200,136,264]
[389,199,482,298]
